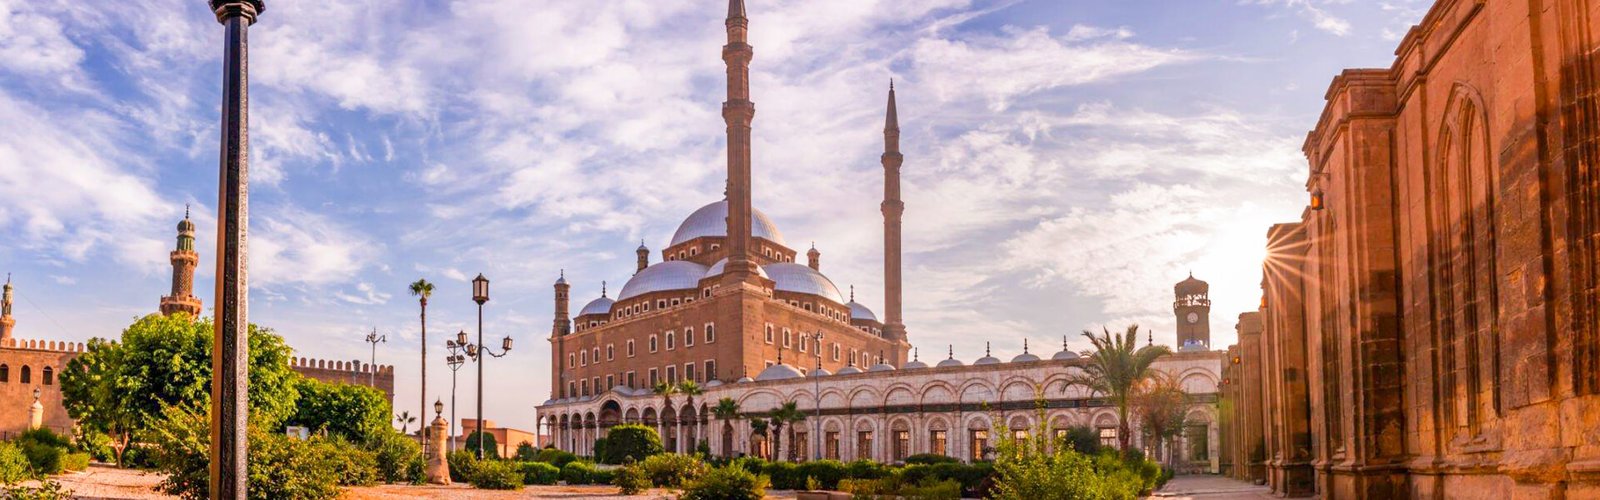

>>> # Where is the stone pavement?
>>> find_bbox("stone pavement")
[1149,474,1279,499]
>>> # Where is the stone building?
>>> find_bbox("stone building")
[1228,0,1600,497]
[536,1,1226,470]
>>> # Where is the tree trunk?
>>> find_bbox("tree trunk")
[420,298,427,456]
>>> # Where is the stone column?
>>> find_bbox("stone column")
[427,415,450,485]
[207,2,262,498]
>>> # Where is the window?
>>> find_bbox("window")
[607,344,615,360]
[666,365,677,384]
[628,340,636,357]
[894,430,910,461]
[567,381,575,398]
[705,323,716,343]
[794,432,809,460]
[666,331,676,350]
[643,302,651,312]
[782,328,792,348]
[1098,428,1118,449]
[568,353,575,368]
[657,299,667,309]
[580,351,588,366]
[606,375,615,390]
[0,364,7,383]
[929,430,947,456]
[592,347,600,363]
[685,363,697,382]
[650,335,659,353]
[705,360,717,382]
[1186,425,1209,461]
[857,431,874,461]
[826,432,840,460]
[626,371,636,389]
[43,367,52,386]
[803,303,813,312]
[850,350,858,366]
[800,335,809,352]
[592,377,600,394]
[1012,430,1028,441]
[581,379,589,396]
[969,430,988,461]
[710,244,719,251]
[765,324,774,344]
[832,343,841,361]
[685,327,695,347]
[649,368,659,387]
[690,247,699,256]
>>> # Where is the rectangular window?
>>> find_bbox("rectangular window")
[566,381,575,398]
[643,302,651,312]
[568,353,575,368]
[705,323,716,343]
[685,327,695,347]
[581,351,588,366]
[894,431,910,461]
[857,431,874,461]
[649,368,659,387]
[706,360,717,382]
[592,377,600,394]
[833,343,841,361]
[666,365,677,384]
[1098,428,1117,449]
[826,432,840,460]
[685,363,697,383]
[794,432,809,460]
[666,331,676,350]
[930,430,947,456]
[606,374,615,390]
[628,340,636,357]
[626,371,636,389]
[970,430,989,461]
[581,380,589,397]
[671,298,680,306]
[593,347,600,363]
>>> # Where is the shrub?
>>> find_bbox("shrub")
[365,431,423,484]
[284,377,389,443]
[535,448,578,467]
[469,460,524,490]
[795,460,846,490]
[447,450,480,483]
[613,462,651,494]
[514,442,539,461]
[904,453,959,465]
[761,460,801,489]
[560,461,595,484]
[682,465,769,500]
[592,467,616,485]
[844,459,889,480]
[245,430,343,500]
[59,453,90,473]
[1061,426,1100,455]
[593,438,608,462]
[640,453,708,487]
[519,461,560,485]
[464,432,499,459]
[0,443,30,484]
[316,437,378,487]
[729,456,766,475]
[18,442,62,476]
[598,424,663,464]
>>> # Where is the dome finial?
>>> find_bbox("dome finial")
[601,281,608,297]
[986,342,991,357]
[914,347,919,361]
[778,349,783,365]
[1023,338,1029,354]
[1063,335,1069,351]
[850,285,855,302]
[947,344,953,359]
[185,204,191,219]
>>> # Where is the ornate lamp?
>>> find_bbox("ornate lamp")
[472,274,490,305]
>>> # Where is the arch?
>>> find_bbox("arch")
[0,364,8,383]
[624,407,640,423]
[957,380,996,404]
[847,387,879,409]
[736,390,783,413]
[42,366,52,385]
[883,386,916,407]
[818,389,848,409]
[919,381,955,405]
[20,365,30,384]
[1000,378,1041,402]
[1177,371,1219,394]
[642,407,659,426]
[923,415,950,431]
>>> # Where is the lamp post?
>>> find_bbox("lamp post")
[812,331,823,461]
[432,398,444,459]
[471,274,489,459]
[445,336,468,452]
[364,328,386,387]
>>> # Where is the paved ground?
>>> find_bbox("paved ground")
[39,465,172,499]
[1149,475,1278,499]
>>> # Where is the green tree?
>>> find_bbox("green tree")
[408,279,433,447]
[767,401,804,462]
[1063,324,1172,457]
[1132,374,1188,468]
[285,377,390,443]
[466,431,499,459]
[60,313,301,464]
[601,424,664,464]
[711,398,741,458]
[396,411,417,435]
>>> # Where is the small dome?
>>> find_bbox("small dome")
[670,200,787,246]
[903,359,928,369]
[936,358,965,368]
[736,375,755,383]
[578,296,615,317]
[836,366,863,375]
[847,301,878,322]
[705,257,771,280]
[1175,272,1208,293]
[617,261,709,300]
[1011,352,1041,363]
[1052,349,1081,361]
[764,262,846,304]
[973,342,1001,365]
[177,217,195,232]
[867,363,896,372]
[555,273,568,285]
[704,380,724,388]
[810,367,833,377]
[756,363,804,381]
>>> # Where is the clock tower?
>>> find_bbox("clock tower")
[1173,272,1211,350]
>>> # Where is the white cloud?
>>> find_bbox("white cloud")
[251,207,381,287]
[1244,0,1352,36]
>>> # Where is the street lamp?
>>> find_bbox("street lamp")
[472,274,488,459]
[364,328,386,387]
[445,337,468,452]
[812,331,823,461]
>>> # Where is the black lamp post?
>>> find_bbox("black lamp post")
[445,336,468,453]
[471,274,488,458]
[364,328,386,387]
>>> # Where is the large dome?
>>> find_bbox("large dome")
[755,363,804,382]
[847,300,878,322]
[617,261,709,300]
[669,200,787,247]
[764,262,846,304]
[578,296,614,316]
[704,257,771,280]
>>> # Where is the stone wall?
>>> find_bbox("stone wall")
[0,339,82,438]
[290,357,395,405]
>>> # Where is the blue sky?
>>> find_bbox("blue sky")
[0,0,1431,432]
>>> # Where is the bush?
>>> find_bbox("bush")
[761,461,801,489]
[844,459,889,480]
[519,461,560,485]
[795,460,846,490]
[246,430,343,500]
[464,432,499,459]
[447,450,480,483]
[284,377,390,443]
[0,443,30,484]
[613,462,651,495]
[681,465,769,500]
[59,453,90,473]
[515,442,539,462]
[598,424,663,464]
[469,460,524,490]
[17,429,72,476]
[640,453,708,487]
[535,448,578,467]
[1061,426,1100,455]
[592,467,616,485]
[365,431,423,484]
[904,453,959,465]
[729,456,766,475]
[316,437,378,487]
[559,461,595,484]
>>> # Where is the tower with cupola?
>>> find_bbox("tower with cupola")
[160,208,204,318]
[1174,273,1211,350]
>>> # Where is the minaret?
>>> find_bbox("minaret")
[721,0,760,284]
[807,243,820,271]
[636,241,650,274]
[2,274,15,344]
[881,81,908,346]
[552,270,570,337]
[161,208,204,318]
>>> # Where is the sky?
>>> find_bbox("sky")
[0,0,1434,432]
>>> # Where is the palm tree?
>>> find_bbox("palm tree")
[653,381,679,452]
[1064,324,1173,457]
[408,279,434,445]
[750,418,771,459]
[396,411,417,434]
[767,401,805,462]
[677,380,704,451]
[712,398,741,458]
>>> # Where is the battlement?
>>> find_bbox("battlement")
[290,356,394,375]
[290,357,396,405]
[0,338,86,353]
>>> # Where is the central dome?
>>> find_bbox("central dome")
[670,200,787,247]
[764,262,846,304]
[617,261,709,300]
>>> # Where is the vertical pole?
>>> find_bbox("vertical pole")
[207,2,262,498]
[476,303,484,459]
[450,369,457,452]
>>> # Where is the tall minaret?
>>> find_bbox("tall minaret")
[807,244,820,271]
[636,241,650,274]
[161,208,204,318]
[1,274,15,344]
[881,82,908,346]
[721,0,760,284]
[552,270,570,337]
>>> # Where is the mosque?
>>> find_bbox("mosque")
[532,0,1225,469]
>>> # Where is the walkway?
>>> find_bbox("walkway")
[1149,475,1276,499]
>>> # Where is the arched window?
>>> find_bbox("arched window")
[20,366,30,384]
[42,367,52,386]
[0,364,8,382]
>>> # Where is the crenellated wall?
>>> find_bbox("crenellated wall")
[290,356,396,405]
[0,338,90,438]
